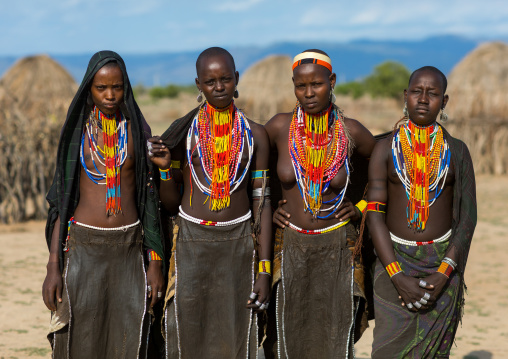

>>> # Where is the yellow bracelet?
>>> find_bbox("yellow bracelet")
[386,261,403,278]
[259,260,271,275]
[355,200,367,214]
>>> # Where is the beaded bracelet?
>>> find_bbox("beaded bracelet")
[160,168,172,181]
[147,249,162,261]
[367,201,387,213]
[386,261,403,278]
[442,256,457,269]
[437,261,453,278]
[355,200,367,216]
[259,260,271,276]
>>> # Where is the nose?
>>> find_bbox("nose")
[418,91,429,104]
[215,81,225,92]
[105,88,115,101]
[304,85,313,98]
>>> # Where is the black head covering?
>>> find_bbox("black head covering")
[45,51,164,271]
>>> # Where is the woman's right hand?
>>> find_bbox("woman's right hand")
[42,262,62,311]
[391,273,435,312]
[273,199,291,228]
[147,136,171,170]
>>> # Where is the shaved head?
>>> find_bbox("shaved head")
[196,47,236,76]
[409,66,447,93]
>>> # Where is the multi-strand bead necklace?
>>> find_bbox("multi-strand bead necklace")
[80,105,128,215]
[288,102,349,219]
[392,120,451,231]
[187,101,253,211]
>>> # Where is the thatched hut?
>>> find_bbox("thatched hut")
[0,55,77,223]
[236,55,295,124]
[445,42,508,174]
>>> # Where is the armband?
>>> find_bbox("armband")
[147,249,162,261]
[252,187,271,198]
[355,200,367,215]
[251,169,269,180]
[367,201,387,213]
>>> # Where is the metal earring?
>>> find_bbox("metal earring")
[196,91,203,103]
[440,109,448,122]
[403,102,409,117]
[234,86,239,99]
[330,90,336,103]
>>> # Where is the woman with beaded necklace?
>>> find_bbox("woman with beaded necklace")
[148,47,272,358]
[265,49,376,358]
[367,66,477,358]
[42,51,164,358]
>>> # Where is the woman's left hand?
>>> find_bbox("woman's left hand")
[246,274,271,312]
[334,197,361,221]
[146,260,165,307]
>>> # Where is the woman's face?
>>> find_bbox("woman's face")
[195,54,239,109]
[293,64,336,114]
[404,69,448,126]
[90,64,124,115]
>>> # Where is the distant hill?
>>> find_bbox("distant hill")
[0,35,479,86]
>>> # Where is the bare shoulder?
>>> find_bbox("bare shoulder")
[343,117,370,137]
[372,136,392,158]
[264,112,291,140]
[248,120,269,144]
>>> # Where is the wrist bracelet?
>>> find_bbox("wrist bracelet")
[259,260,272,276]
[355,200,367,216]
[437,261,453,278]
[147,249,162,261]
[160,168,172,181]
[442,256,457,270]
[386,261,403,278]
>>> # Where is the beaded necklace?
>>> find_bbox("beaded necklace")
[392,120,450,231]
[186,101,254,211]
[80,105,128,215]
[288,102,349,219]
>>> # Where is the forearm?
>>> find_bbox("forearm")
[48,216,61,264]
[159,177,182,214]
[367,214,397,267]
[254,199,272,261]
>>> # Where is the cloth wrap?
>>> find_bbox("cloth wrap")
[49,223,149,358]
[45,50,164,272]
[267,222,363,359]
[372,127,477,359]
[164,216,258,359]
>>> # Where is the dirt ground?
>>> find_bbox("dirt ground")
[0,175,506,358]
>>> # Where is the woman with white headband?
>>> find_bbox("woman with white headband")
[264,49,376,358]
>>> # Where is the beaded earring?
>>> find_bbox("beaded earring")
[197,91,203,103]
[403,102,409,118]
[440,108,448,122]
[234,86,239,99]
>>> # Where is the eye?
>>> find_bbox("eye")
[205,80,214,86]
[222,77,232,83]
[96,85,105,90]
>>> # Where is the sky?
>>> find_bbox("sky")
[0,0,507,56]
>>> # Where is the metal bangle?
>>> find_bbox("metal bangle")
[252,187,271,197]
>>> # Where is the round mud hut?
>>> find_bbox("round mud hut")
[0,55,77,223]
[236,55,295,124]
[445,42,508,174]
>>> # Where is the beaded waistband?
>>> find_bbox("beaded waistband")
[287,219,350,235]
[390,229,452,246]
[72,219,141,232]
[178,206,251,227]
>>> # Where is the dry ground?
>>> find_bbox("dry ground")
[0,175,506,358]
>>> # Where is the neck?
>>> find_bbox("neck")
[407,119,437,129]
[206,100,234,112]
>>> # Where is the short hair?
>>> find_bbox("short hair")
[195,47,236,75]
[408,66,447,93]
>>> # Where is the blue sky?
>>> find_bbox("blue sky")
[1,0,507,56]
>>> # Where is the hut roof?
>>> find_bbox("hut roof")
[446,42,508,122]
[0,54,77,123]
[236,55,295,124]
